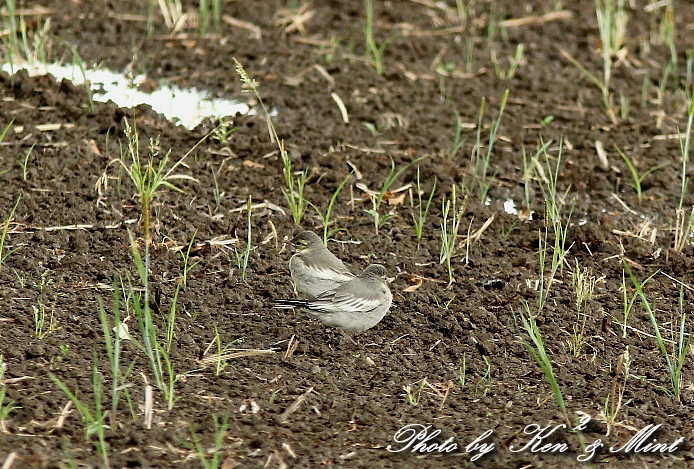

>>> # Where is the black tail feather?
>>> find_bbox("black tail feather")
[273,298,307,309]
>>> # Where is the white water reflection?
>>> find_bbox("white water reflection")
[503,199,517,215]
[2,61,251,129]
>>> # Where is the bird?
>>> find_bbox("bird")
[288,230,355,298]
[274,264,392,339]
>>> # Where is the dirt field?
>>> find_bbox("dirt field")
[1,0,694,467]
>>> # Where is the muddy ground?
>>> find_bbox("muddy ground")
[1,0,694,467]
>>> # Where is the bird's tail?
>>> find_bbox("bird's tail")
[273,298,307,309]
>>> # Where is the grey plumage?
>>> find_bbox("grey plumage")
[288,231,355,298]
[275,264,392,333]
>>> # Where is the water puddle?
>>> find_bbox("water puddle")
[2,61,251,129]
[503,199,517,215]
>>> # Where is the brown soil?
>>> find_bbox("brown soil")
[1,0,694,468]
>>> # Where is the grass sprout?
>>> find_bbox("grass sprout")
[558,48,615,122]
[439,185,467,284]
[521,139,552,212]
[146,231,193,356]
[567,260,598,357]
[557,0,628,122]
[166,283,181,354]
[674,94,694,251]
[211,167,224,208]
[198,0,221,35]
[233,196,253,281]
[412,168,436,245]
[601,347,630,436]
[624,262,689,401]
[678,94,694,207]
[596,0,628,87]
[68,45,95,113]
[50,353,110,468]
[363,0,397,74]
[457,353,466,390]
[211,117,237,144]
[32,300,56,339]
[0,119,13,142]
[206,326,243,376]
[364,156,425,233]
[520,225,572,417]
[615,145,665,204]
[2,0,19,75]
[175,230,201,288]
[537,227,571,313]
[431,293,455,310]
[0,355,20,433]
[234,59,308,225]
[128,231,176,409]
[450,111,467,158]
[111,119,197,243]
[2,1,52,79]
[310,172,353,245]
[20,143,35,181]
[573,260,597,316]
[615,269,639,338]
[647,1,677,93]
[491,43,524,80]
[515,301,569,426]
[189,414,229,469]
[537,137,575,274]
[474,356,491,397]
[673,207,694,253]
[462,89,509,201]
[404,378,427,406]
[0,196,21,272]
[98,284,136,428]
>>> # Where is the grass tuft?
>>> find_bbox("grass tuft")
[439,185,467,284]
[624,263,689,401]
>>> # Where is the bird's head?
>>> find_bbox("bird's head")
[363,264,387,279]
[290,231,322,249]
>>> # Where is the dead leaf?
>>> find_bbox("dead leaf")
[622,256,643,270]
[242,160,265,169]
[518,206,531,221]
[346,160,363,179]
[356,182,379,199]
[402,274,424,292]
[595,140,608,170]
[275,3,315,35]
[357,183,412,204]
[384,191,406,206]
[36,123,75,131]
[114,322,131,340]
[222,15,262,40]
[84,139,101,155]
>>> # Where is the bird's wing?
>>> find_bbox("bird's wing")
[295,255,355,282]
[311,265,356,283]
[306,282,382,315]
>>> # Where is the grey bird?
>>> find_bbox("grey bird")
[274,264,392,337]
[288,231,355,298]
